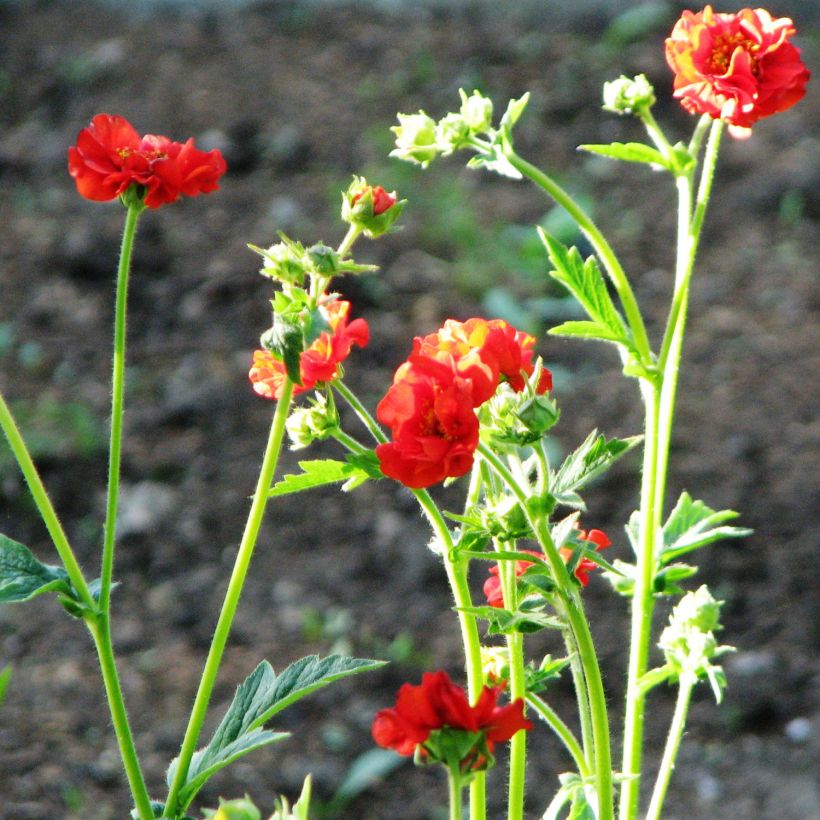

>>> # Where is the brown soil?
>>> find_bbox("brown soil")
[0,2,817,818]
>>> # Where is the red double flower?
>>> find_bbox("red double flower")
[249,299,369,400]
[483,527,611,607]
[371,670,531,770]
[376,318,552,488]
[68,113,227,208]
[665,6,810,136]
[352,183,398,216]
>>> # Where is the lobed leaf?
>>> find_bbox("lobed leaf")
[0,533,71,604]
[167,654,384,808]
[578,141,668,169]
[551,430,641,498]
[269,457,378,497]
[661,491,752,564]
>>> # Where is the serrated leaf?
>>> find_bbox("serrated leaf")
[459,605,564,635]
[167,655,384,808]
[466,149,522,180]
[550,320,626,343]
[661,492,752,564]
[269,458,376,497]
[551,430,641,497]
[539,229,635,353]
[579,142,668,169]
[0,533,71,604]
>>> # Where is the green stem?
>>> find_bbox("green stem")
[526,693,589,778]
[644,676,695,820]
[88,618,155,820]
[100,200,143,613]
[0,393,94,609]
[333,380,387,444]
[565,623,594,772]
[413,487,486,820]
[448,766,465,820]
[619,380,661,819]
[164,379,295,817]
[504,150,651,365]
[620,120,723,820]
[477,443,613,820]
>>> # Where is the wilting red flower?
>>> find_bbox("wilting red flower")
[665,5,810,136]
[371,670,531,770]
[483,527,611,606]
[68,113,227,207]
[414,318,552,405]
[376,355,479,488]
[250,298,369,400]
[353,183,398,216]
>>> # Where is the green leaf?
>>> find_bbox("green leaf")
[539,229,635,354]
[269,457,378,497]
[459,605,564,635]
[0,533,71,604]
[551,430,641,498]
[333,749,405,804]
[578,142,668,169]
[499,92,530,133]
[661,492,752,564]
[167,655,384,808]
[0,666,11,708]
[550,320,626,343]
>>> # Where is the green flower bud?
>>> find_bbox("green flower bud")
[202,797,261,820]
[285,392,339,450]
[307,242,339,276]
[436,112,471,155]
[341,176,405,239]
[602,73,656,115]
[251,239,308,285]
[459,89,494,133]
[390,111,440,167]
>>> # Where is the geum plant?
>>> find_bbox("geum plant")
[0,4,810,820]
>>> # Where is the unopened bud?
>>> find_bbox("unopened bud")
[603,74,656,115]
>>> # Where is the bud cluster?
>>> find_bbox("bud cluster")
[602,74,656,115]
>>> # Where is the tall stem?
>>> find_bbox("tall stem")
[88,618,155,819]
[644,676,695,820]
[164,380,295,817]
[477,443,613,820]
[619,382,661,818]
[100,200,143,612]
[620,120,723,819]
[505,150,651,364]
[526,693,589,778]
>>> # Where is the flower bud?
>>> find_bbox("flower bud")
[285,392,339,449]
[436,112,471,155]
[202,797,261,820]
[341,176,404,238]
[252,239,308,285]
[602,73,656,115]
[390,111,440,167]
[307,242,339,276]
[459,89,494,133]
[482,383,559,447]
[480,645,510,685]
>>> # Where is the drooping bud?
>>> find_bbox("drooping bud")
[285,392,339,450]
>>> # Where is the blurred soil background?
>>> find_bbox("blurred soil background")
[0,0,818,817]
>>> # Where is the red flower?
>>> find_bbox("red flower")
[376,355,479,488]
[249,298,369,400]
[665,5,810,136]
[483,527,611,606]
[353,183,398,216]
[414,318,552,405]
[371,670,531,769]
[68,113,227,207]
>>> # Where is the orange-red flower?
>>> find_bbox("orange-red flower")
[375,355,479,488]
[353,183,398,216]
[413,318,552,405]
[665,6,810,136]
[68,113,227,207]
[371,670,531,771]
[483,527,611,606]
[249,299,369,400]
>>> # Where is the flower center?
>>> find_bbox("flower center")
[706,32,759,75]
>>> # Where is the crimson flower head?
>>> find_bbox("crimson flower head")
[483,526,611,607]
[665,5,810,137]
[375,355,479,488]
[371,670,531,772]
[249,298,369,400]
[68,113,227,208]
